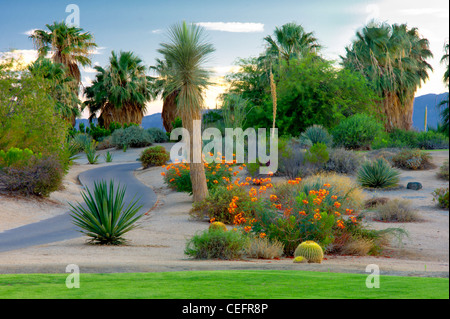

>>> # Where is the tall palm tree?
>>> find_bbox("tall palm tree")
[157,21,215,202]
[439,42,449,133]
[264,22,321,63]
[84,51,152,128]
[29,21,97,125]
[28,57,81,121]
[149,58,179,132]
[342,21,433,131]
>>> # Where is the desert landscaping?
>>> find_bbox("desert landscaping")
[0,145,448,278]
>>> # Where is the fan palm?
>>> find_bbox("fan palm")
[438,42,449,134]
[28,57,81,121]
[84,51,152,128]
[264,22,321,63]
[150,58,180,132]
[341,21,433,131]
[157,21,215,202]
[29,21,97,125]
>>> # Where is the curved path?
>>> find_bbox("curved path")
[0,163,157,253]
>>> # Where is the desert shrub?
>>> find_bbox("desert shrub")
[299,125,333,147]
[391,149,433,170]
[190,184,255,224]
[357,159,400,189]
[139,146,169,168]
[332,114,384,150]
[0,155,64,196]
[163,159,234,194]
[0,147,41,168]
[437,160,449,180]
[375,198,420,222]
[432,187,449,209]
[96,136,114,150]
[69,134,93,153]
[147,127,169,143]
[300,172,365,210]
[111,126,153,149]
[184,228,248,260]
[69,180,143,245]
[415,131,449,150]
[323,148,363,174]
[244,236,284,259]
[305,142,329,165]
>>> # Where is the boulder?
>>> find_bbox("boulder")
[407,182,422,190]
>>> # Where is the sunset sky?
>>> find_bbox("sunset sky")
[1,0,448,118]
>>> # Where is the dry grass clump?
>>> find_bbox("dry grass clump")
[437,160,449,181]
[326,233,376,256]
[244,236,284,259]
[374,198,420,222]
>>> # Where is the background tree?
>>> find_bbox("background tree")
[84,51,152,128]
[29,21,97,125]
[150,58,179,132]
[438,42,449,134]
[341,21,433,131]
[157,21,215,202]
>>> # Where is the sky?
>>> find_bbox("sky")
[0,0,448,118]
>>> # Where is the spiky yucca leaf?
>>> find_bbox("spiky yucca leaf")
[357,158,400,189]
[69,180,143,245]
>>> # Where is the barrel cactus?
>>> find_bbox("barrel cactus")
[294,241,324,263]
[293,256,308,263]
[209,221,227,232]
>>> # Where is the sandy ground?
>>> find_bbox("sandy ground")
[0,146,448,277]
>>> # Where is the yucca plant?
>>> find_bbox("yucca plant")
[104,151,113,163]
[299,124,333,147]
[69,180,143,245]
[357,158,400,189]
[85,140,100,164]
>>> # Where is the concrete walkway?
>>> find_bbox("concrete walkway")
[0,163,157,253]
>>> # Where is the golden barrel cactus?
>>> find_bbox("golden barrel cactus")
[209,221,227,232]
[294,241,324,263]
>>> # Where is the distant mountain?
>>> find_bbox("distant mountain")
[412,92,448,131]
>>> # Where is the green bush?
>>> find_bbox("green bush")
[0,147,41,168]
[147,128,169,143]
[332,114,384,150]
[139,146,170,168]
[357,159,400,189]
[69,180,143,245]
[0,155,64,196]
[184,228,248,260]
[432,187,449,209]
[416,131,449,150]
[372,129,449,150]
[111,126,153,149]
[299,125,333,147]
[305,142,329,165]
[190,184,256,224]
[391,149,433,170]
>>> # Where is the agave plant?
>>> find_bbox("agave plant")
[85,140,100,164]
[357,158,400,189]
[69,180,143,245]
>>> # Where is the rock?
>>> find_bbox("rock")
[407,182,422,190]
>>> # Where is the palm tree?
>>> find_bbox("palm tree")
[157,21,215,202]
[342,21,433,131]
[264,22,321,63]
[149,58,179,132]
[84,51,152,128]
[28,57,81,121]
[29,21,97,125]
[439,42,449,133]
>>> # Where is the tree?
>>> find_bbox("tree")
[28,57,81,121]
[157,21,215,202]
[84,51,152,128]
[264,22,321,63]
[150,58,179,132]
[438,42,449,134]
[29,21,97,125]
[342,21,433,131]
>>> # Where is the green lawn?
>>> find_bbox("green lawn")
[0,270,448,299]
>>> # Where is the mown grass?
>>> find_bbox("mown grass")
[0,270,448,299]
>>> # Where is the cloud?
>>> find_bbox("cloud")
[23,29,39,36]
[151,29,163,34]
[195,22,264,33]
[0,49,39,66]
[89,46,107,55]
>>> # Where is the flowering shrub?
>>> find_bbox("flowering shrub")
[162,153,241,194]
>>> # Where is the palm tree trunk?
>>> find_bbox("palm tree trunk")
[182,111,208,202]
[380,92,414,132]
[162,91,179,132]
